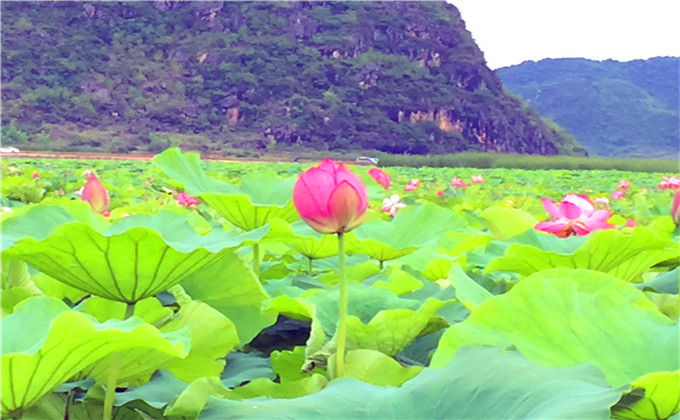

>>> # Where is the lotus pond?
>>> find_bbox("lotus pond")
[1,149,679,420]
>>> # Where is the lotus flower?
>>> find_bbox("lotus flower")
[625,219,636,228]
[450,178,467,188]
[381,194,406,217]
[31,171,40,179]
[659,176,680,190]
[471,175,485,184]
[436,190,445,197]
[176,192,199,207]
[404,179,420,192]
[81,172,110,214]
[535,194,615,238]
[368,168,391,190]
[611,190,625,200]
[672,190,680,226]
[293,159,368,234]
[618,180,630,189]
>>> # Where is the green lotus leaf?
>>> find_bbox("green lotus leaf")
[271,346,325,383]
[480,206,538,240]
[165,374,328,418]
[367,266,424,296]
[154,148,299,230]
[180,253,277,346]
[349,203,468,262]
[22,392,146,420]
[611,370,680,420]
[431,269,679,387]
[198,346,621,420]
[152,148,236,194]
[449,264,493,310]
[80,300,238,385]
[267,220,339,260]
[487,227,679,282]
[0,297,189,417]
[334,349,422,386]
[2,205,269,302]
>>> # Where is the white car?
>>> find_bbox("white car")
[356,156,379,165]
[0,147,20,153]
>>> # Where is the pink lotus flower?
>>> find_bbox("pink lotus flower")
[368,168,391,190]
[293,159,368,234]
[625,219,636,228]
[450,177,468,189]
[618,180,630,189]
[81,172,110,214]
[471,175,485,184]
[381,194,406,217]
[404,179,420,192]
[659,176,680,190]
[32,172,40,179]
[611,190,625,200]
[436,190,445,197]
[535,194,615,238]
[102,210,111,218]
[176,192,199,207]
[672,191,680,226]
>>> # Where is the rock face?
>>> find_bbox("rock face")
[1,1,585,155]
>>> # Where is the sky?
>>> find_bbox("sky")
[450,0,680,69]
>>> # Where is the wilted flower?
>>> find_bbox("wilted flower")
[293,159,368,234]
[381,194,406,217]
[593,197,609,208]
[176,192,199,207]
[368,168,391,190]
[404,179,420,192]
[618,180,630,189]
[471,175,485,184]
[611,190,625,200]
[450,177,467,189]
[535,194,615,238]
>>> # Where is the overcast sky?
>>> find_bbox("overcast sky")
[450,0,680,69]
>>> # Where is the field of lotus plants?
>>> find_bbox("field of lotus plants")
[1,148,679,420]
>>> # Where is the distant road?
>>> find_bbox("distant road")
[0,151,359,165]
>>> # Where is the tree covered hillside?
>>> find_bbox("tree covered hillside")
[1,1,584,156]
[496,57,679,158]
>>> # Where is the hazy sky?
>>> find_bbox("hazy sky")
[451,0,680,69]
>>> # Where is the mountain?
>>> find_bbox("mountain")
[496,57,679,158]
[1,1,585,156]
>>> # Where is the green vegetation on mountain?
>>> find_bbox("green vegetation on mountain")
[1,1,584,157]
[496,57,679,158]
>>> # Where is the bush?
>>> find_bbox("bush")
[1,120,28,144]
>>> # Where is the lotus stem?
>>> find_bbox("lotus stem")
[308,257,313,274]
[253,244,260,279]
[379,260,384,270]
[102,303,134,420]
[335,232,348,378]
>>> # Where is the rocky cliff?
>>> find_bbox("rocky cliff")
[1,1,585,156]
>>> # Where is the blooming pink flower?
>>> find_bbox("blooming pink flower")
[436,190,444,197]
[618,180,630,189]
[535,194,615,238]
[660,176,680,190]
[293,159,368,234]
[368,168,391,190]
[672,190,680,226]
[102,210,111,218]
[611,190,625,200]
[176,192,199,207]
[381,194,406,218]
[625,219,636,228]
[81,172,110,214]
[32,172,40,179]
[450,177,468,189]
[471,175,484,184]
[404,179,420,192]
